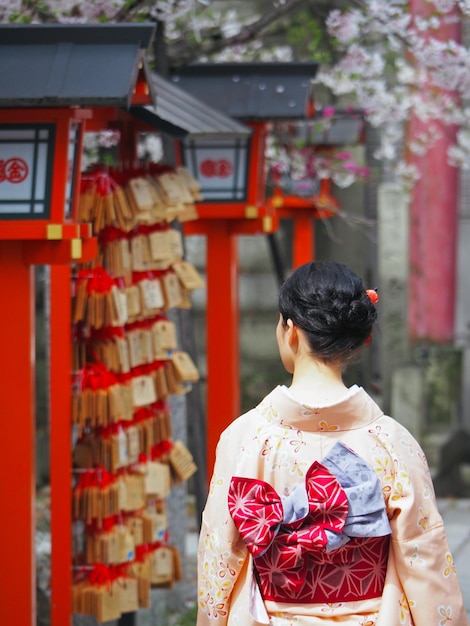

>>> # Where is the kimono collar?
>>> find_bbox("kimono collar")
[256,384,384,432]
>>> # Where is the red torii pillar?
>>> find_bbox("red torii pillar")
[408,1,461,342]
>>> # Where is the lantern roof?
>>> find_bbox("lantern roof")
[170,62,318,121]
[0,23,156,108]
[130,72,252,140]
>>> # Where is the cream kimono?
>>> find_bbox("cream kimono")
[196,385,469,626]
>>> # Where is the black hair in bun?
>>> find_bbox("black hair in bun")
[278,261,377,363]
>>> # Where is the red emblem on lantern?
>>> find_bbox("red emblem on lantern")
[0,158,29,184]
[200,158,233,178]
[200,159,215,177]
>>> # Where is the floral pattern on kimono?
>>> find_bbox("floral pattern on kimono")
[196,385,468,626]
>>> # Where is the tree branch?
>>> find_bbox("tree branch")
[112,0,150,22]
[166,0,308,68]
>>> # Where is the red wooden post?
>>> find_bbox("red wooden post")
[293,216,315,268]
[0,241,36,626]
[408,1,461,342]
[50,265,73,626]
[205,221,240,476]
[246,122,267,204]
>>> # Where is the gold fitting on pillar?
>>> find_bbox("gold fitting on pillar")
[262,216,273,233]
[46,224,63,240]
[245,205,258,219]
[71,238,82,260]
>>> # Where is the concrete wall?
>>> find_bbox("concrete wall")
[455,171,470,433]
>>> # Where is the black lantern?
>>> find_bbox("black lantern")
[181,134,251,202]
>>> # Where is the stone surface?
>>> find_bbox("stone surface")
[377,182,410,414]
[391,365,424,439]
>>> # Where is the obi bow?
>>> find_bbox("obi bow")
[228,461,348,560]
[228,441,391,562]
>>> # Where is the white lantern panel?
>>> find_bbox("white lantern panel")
[0,203,32,214]
[0,142,34,199]
[0,124,54,219]
[183,137,249,202]
[64,124,80,220]
[34,143,49,199]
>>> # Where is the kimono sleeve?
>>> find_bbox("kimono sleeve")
[196,426,249,626]
[385,430,469,626]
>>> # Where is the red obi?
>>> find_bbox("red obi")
[255,534,390,603]
[229,456,391,604]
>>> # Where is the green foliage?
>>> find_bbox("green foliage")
[286,10,332,63]
[8,12,31,22]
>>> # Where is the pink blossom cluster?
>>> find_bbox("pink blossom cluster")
[316,1,470,182]
[267,138,369,192]
[0,0,204,24]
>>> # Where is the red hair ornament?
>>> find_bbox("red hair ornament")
[364,289,379,344]
[366,288,379,304]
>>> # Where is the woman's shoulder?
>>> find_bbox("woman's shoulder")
[222,403,267,434]
[371,411,430,466]
[219,387,282,438]
[376,411,421,439]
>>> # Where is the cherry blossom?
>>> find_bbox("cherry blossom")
[315,1,470,185]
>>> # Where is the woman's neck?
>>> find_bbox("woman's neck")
[288,354,348,406]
